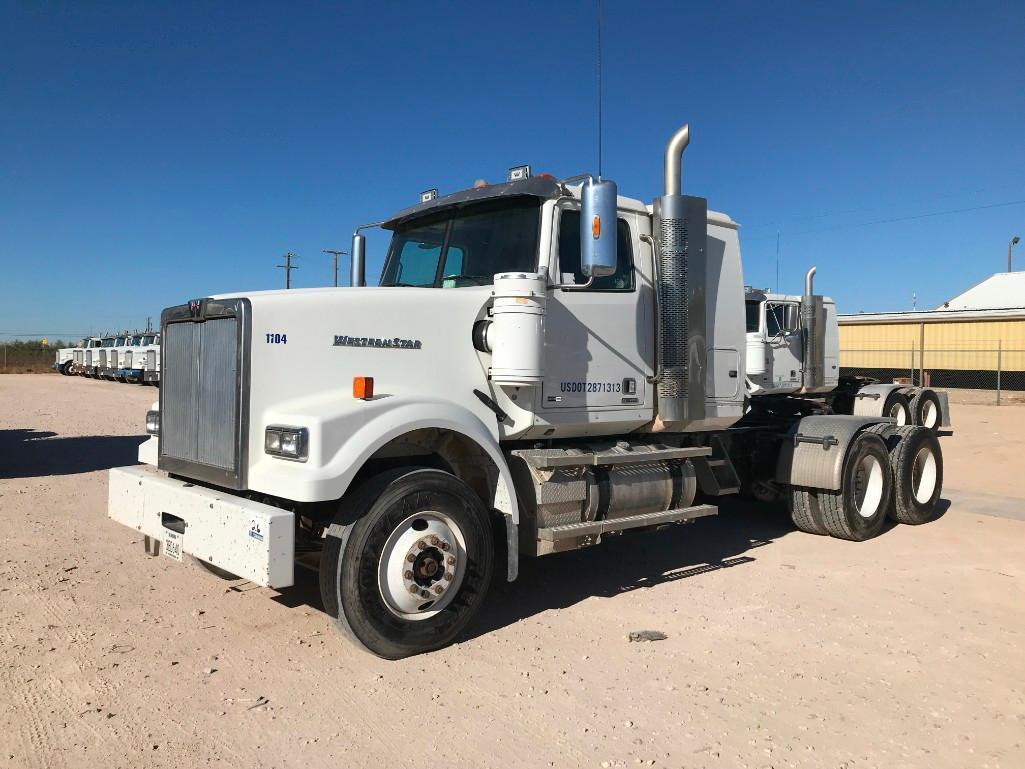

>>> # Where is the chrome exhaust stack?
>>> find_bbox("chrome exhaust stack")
[652,124,706,426]
[801,266,826,390]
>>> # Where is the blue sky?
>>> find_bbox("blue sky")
[1,0,1023,339]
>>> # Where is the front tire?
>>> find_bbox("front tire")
[320,468,494,659]
[819,431,893,541]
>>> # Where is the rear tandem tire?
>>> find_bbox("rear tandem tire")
[319,468,494,659]
[818,431,893,541]
[882,391,912,426]
[788,486,826,535]
[881,425,943,524]
[910,389,942,433]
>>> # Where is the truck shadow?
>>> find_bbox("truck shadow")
[0,428,145,479]
[272,496,793,632]
[272,495,955,640]
[469,496,789,640]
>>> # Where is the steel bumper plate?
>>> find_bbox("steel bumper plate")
[108,465,294,588]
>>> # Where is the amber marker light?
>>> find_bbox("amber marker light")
[353,376,374,400]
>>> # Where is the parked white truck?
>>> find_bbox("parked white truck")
[108,124,945,658]
[744,284,951,431]
[53,340,85,375]
[140,332,161,385]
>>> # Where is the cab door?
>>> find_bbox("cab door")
[539,205,651,411]
[765,301,802,389]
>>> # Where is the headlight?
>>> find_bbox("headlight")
[265,426,308,461]
[146,410,160,435]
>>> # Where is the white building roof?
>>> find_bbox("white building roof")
[936,272,1025,311]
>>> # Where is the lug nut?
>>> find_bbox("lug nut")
[420,590,431,599]
[433,585,444,595]
[404,570,413,580]
[440,542,450,551]
[409,585,419,594]
[446,555,455,565]
[406,553,415,563]
[417,540,427,550]
[429,535,440,546]
[443,572,453,581]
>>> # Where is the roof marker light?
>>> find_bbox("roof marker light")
[420,189,438,203]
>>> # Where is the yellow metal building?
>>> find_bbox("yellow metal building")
[838,273,1025,379]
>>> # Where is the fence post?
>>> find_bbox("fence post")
[996,341,1002,406]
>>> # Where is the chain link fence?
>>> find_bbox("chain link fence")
[840,345,1025,405]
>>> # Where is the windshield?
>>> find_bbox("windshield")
[132,336,142,345]
[380,198,540,288]
[745,300,761,333]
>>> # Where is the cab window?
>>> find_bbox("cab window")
[745,300,761,333]
[765,302,799,336]
[557,210,634,290]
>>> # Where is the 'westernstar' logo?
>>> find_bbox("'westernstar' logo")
[333,335,422,350]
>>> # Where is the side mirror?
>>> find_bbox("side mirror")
[580,178,618,278]
[784,304,800,332]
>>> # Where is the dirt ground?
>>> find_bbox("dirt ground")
[1,375,1024,769]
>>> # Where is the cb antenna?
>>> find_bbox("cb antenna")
[596,0,604,179]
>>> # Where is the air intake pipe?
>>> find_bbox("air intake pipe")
[652,124,706,426]
[801,266,825,390]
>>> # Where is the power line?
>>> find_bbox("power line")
[745,198,1025,243]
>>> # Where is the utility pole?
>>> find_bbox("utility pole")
[278,251,298,289]
[1009,235,1020,272]
[323,249,349,287]
[146,316,152,333]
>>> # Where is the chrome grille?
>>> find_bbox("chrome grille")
[124,350,133,368]
[99,350,107,368]
[146,350,156,370]
[110,351,119,369]
[159,299,247,488]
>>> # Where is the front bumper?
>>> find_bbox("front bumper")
[108,465,295,587]
[143,370,160,383]
[117,367,144,380]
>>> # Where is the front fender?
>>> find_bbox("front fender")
[248,395,518,522]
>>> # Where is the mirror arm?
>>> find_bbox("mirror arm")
[551,274,596,291]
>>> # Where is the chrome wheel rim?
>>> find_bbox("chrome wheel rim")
[922,400,938,429]
[889,402,907,426]
[912,446,938,504]
[854,454,885,519]
[378,511,466,621]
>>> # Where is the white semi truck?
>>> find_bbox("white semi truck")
[140,332,161,385]
[53,339,85,375]
[78,335,112,377]
[744,284,951,431]
[108,124,946,658]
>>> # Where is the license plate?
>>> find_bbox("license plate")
[163,529,183,562]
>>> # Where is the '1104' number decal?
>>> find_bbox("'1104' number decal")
[265,333,287,344]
